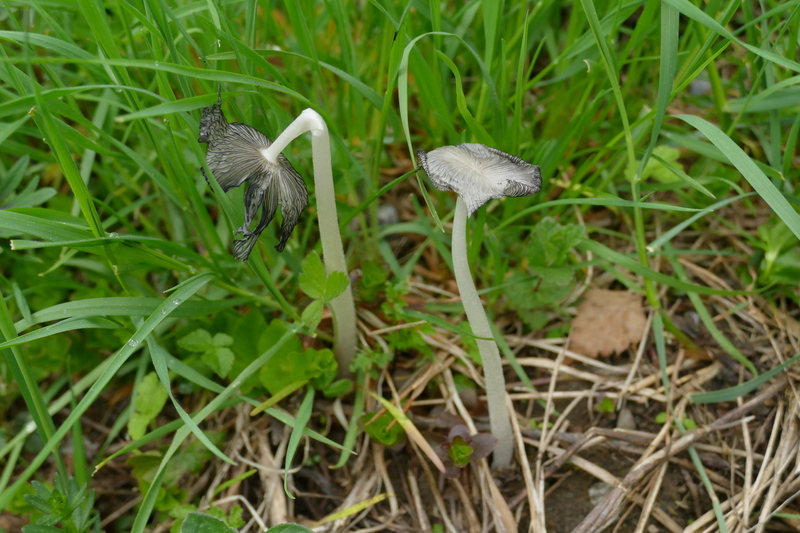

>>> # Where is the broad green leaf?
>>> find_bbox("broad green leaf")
[527,217,585,268]
[265,525,315,533]
[128,373,169,441]
[323,271,350,302]
[212,332,233,348]
[301,300,324,333]
[202,345,234,379]
[627,146,681,182]
[360,411,405,447]
[180,512,236,533]
[299,251,326,299]
[178,329,213,353]
[259,347,337,396]
[322,378,352,398]
[764,249,800,285]
[202,333,236,379]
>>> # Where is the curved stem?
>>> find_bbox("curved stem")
[262,109,358,372]
[452,196,513,467]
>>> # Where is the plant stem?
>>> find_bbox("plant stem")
[261,109,358,372]
[452,196,513,468]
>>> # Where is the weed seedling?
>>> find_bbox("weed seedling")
[23,473,98,533]
[439,424,498,478]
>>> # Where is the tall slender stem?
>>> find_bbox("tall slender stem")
[262,109,357,372]
[452,196,513,467]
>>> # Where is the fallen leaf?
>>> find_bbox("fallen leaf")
[570,289,647,358]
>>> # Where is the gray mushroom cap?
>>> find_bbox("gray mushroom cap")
[417,143,542,216]
[198,93,308,261]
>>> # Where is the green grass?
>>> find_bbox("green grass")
[1,0,799,530]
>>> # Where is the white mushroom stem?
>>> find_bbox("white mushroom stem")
[261,109,357,372]
[452,196,514,467]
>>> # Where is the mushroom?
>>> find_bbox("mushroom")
[418,143,542,468]
[258,109,357,371]
[199,92,357,371]
[198,90,308,261]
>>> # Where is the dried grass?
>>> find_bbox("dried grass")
[128,208,800,533]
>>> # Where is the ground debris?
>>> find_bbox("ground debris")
[570,289,648,358]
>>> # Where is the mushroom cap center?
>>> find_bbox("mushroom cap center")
[418,143,542,216]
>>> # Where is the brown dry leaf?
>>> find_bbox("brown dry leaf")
[570,289,647,358]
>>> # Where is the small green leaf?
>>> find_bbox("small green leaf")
[24,484,54,515]
[360,411,405,447]
[324,271,350,302]
[177,329,213,353]
[211,332,233,348]
[259,347,338,396]
[625,145,681,182]
[177,506,241,533]
[655,412,667,424]
[180,512,237,533]
[307,348,338,389]
[299,251,326,299]
[448,436,474,467]
[301,299,324,332]
[760,220,797,252]
[251,380,307,414]
[595,397,615,414]
[528,217,586,268]
[322,378,353,398]
[228,317,298,395]
[360,260,389,301]
[127,452,163,482]
[265,524,316,533]
[531,266,574,284]
[528,419,553,430]
[202,346,234,378]
[765,249,800,284]
[128,372,169,440]
[758,220,799,281]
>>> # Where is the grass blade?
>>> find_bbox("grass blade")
[675,114,800,239]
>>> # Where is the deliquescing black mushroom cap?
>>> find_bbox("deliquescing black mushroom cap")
[198,91,308,261]
[417,143,542,216]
